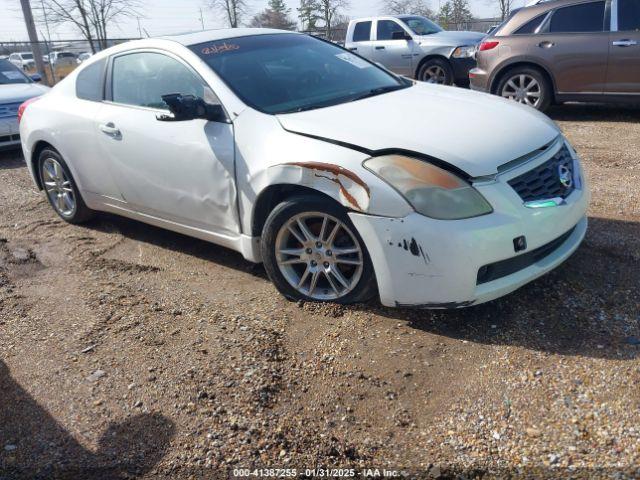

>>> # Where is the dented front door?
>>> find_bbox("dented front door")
[95,102,239,236]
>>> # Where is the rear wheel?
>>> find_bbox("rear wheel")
[261,196,377,304]
[496,67,552,111]
[38,148,94,224]
[417,58,454,85]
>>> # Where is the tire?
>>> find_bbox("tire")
[260,195,377,304]
[38,148,94,224]
[417,58,454,85]
[496,66,552,111]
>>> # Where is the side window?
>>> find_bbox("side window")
[352,21,372,42]
[76,59,105,101]
[514,13,547,34]
[548,1,606,33]
[619,0,640,31]
[376,20,405,41]
[111,52,205,109]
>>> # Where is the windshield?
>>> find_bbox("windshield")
[399,16,443,35]
[190,34,409,114]
[0,59,30,84]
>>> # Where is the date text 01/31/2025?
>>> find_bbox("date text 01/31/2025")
[232,468,407,477]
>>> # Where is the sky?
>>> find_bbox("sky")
[0,0,528,42]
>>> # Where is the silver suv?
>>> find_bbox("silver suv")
[345,15,485,86]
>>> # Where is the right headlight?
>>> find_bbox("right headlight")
[364,155,493,220]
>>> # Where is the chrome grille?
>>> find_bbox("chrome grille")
[508,144,575,202]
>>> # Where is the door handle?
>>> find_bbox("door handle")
[375,46,386,50]
[538,41,555,49]
[349,47,357,51]
[99,122,121,138]
[612,39,637,47]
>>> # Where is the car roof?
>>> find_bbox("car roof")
[163,28,296,46]
[350,15,413,22]
[523,0,598,10]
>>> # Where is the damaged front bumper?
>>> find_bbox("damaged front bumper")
[349,185,589,308]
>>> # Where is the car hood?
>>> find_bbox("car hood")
[418,30,485,45]
[276,83,560,178]
[0,83,49,104]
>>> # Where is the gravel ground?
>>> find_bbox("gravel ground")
[0,103,639,479]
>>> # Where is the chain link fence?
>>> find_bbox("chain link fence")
[0,38,138,85]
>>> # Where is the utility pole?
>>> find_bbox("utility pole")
[199,8,205,30]
[19,0,49,85]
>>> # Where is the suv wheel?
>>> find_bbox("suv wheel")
[38,148,94,224]
[497,67,552,111]
[417,58,454,85]
[261,196,377,304]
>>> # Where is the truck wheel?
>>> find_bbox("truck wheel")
[417,58,454,85]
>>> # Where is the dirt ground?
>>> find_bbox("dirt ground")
[0,104,639,479]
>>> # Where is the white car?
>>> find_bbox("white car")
[19,29,589,308]
[1,59,48,149]
[77,52,93,64]
[47,51,77,67]
[9,52,36,71]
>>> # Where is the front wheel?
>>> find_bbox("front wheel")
[261,196,377,304]
[417,58,454,85]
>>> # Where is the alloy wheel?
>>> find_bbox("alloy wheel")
[275,212,364,301]
[422,65,447,84]
[501,74,541,107]
[42,157,76,217]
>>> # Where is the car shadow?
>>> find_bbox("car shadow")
[547,103,640,122]
[86,213,268,280]
[0,359,176,479]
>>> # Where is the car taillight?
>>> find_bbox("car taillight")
[18,96,42,124]
[479,41,499,52]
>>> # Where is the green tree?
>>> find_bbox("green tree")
[438,0,472,30]
[298,0,321,31]
[382,0,435,18]
[250,1,297,30]
[268,0,291,15]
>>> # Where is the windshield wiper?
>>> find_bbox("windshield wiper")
[349,85,408,102]
[278,101,341,114]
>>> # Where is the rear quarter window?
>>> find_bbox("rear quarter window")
[548,1,606,33]
[76,59,106,101]
[514,13,548,34]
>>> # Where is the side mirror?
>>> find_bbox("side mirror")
[30,73,42,83]
[157,93,227,123]
[392,31,411,41]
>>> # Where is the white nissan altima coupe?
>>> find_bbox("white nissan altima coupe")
[19,29,589,308]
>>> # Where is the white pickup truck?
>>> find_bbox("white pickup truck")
[344,15,485,86]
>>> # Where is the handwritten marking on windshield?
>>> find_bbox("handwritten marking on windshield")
[201,43,240,55]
